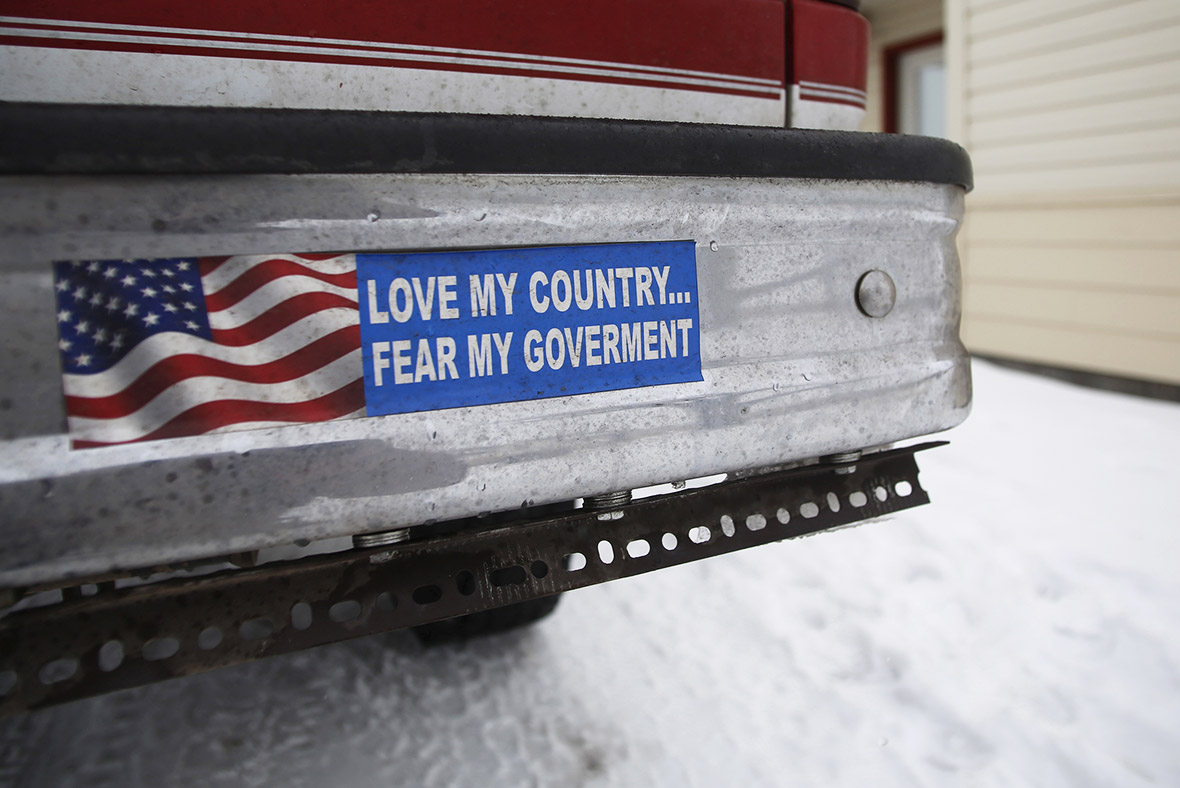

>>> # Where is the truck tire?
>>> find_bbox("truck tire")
[413,594,561,644]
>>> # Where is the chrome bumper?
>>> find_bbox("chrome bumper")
[0,111,971,587]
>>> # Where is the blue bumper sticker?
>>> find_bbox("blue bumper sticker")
[358,241,702,415]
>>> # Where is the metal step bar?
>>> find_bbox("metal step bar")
[0,442,942,715]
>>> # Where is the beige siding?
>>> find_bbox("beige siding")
[860,0,943,133]
[959,317,1180,382]
[947,0,1180,384]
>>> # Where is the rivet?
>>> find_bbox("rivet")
[856,270,896,318]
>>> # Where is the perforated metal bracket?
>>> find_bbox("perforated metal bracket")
[0,442,943,714]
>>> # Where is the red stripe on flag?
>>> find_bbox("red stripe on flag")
[71,378,366,447]
[210,292,358,346]
[204,258,358,312]
[199,257,232,276]
[64,325,361,419]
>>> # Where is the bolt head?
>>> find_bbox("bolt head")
[856,270,896,318]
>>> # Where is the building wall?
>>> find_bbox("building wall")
[860,0,943,133]
[946,0,1180,384]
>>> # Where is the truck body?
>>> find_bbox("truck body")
[0,0,971,711]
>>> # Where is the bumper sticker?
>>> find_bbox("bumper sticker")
[358,241,701,416]
[51,242,701,447]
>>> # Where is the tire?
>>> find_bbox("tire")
[413,594,561,644]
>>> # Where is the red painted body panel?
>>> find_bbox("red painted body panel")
[791,0,869,106]
[0,0,786,99]
[1,0,871,127]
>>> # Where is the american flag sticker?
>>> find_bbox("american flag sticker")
[52,254,365,448]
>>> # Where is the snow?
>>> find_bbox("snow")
[2,359,1179,787]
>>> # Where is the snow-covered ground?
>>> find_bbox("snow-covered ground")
[2,359,1179,787]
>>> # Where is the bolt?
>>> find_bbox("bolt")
[856,270,896,318]
[353,528,411,549]
[821,450,862,475]
[583,490,632,511]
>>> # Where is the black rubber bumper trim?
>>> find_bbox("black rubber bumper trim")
[0,103,971,189]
